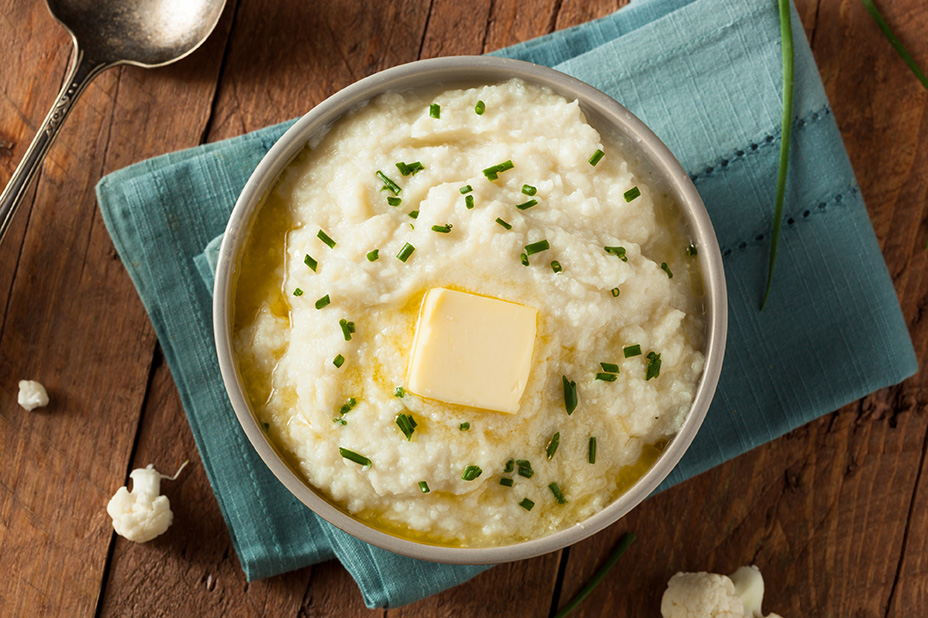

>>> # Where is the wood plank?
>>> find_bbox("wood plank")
[813,0,928,611]
[204,1,431,141]
[97,352,320,617]
[0,2,233,617]
[0,2,136,611]
[556,0,627,31]
[0,0,71,332]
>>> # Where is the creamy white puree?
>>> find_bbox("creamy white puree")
[233,80,705,546]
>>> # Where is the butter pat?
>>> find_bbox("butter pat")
[407,288,537,414]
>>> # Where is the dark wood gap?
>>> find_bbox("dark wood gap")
[547,546,570,618]
[92,345,165,618]
[199,0,242,147]
[883,398,928,617]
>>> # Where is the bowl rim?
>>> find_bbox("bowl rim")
[213,55,728,564]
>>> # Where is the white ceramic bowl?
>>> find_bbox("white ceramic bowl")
[213,56,727,564]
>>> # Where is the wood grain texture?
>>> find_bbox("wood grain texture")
[0,0,925,616]
[0,0,230,616]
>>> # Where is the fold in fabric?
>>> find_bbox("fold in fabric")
[96,0,916,608]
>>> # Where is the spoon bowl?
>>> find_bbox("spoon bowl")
[0,0,226,242]
[48,0,225,68]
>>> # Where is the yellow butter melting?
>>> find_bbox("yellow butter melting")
[406,288,537,414]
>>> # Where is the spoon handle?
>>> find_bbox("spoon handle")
[0,41,108,244]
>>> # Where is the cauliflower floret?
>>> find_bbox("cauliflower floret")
[106,463,186,543]
[661,572,745,618]
[661,566,783,618]
[18,379,49,411]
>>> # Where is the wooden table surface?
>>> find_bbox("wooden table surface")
[1,0,926,616]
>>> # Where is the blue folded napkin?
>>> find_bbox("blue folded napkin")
[96,0,916,609]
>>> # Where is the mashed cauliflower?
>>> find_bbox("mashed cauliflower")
[232,80,705,546]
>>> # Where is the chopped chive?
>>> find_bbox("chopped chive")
[318,229,336,248]
[604,246,628,261]
[465,195,475,209]
[516,199,538,211]
[761,0,794,311]
[551,260,563,274]
[376,170,402,195]
[588,437,597,464]
[595,372,618,382]
[516,459,534,479]
[459,422,471,431]
[499,477,514,487]
[548,482,567,504]
[396,161,424,176]
[520,253,529,267]
[429,103,441,119]
[521,184,537,196]
[333,417,347,426]
[418,481,430,493]
[475,100,486,115]
[524,239,549,255]
[459,185,473,194]
[315,294,331,309]
[686,244,698,256]
[504,458,515,474]
[545,432,560,460]
[519,498,535,511]
[366,249,379,262]
[623,345,642,358]
[304,254,318,271]
[333,354,345,368]
[293,288,304,297]
[496,217,512,230]
[562,376,578,415]
[338,447,371,467]
[408,210,419,219]
[624,186,641,202]
[431,224,453,233]
[588,149,605,166]
[600,362,619,373]
[646,352,662,380]
[661,262,673,278]
[387,196,402,207]
[396,243,416,262]
[552,534,636,618]
[610,287,621,297]
[339,319,355,341]
[396,413,418,441]
[338,397,357,416]
[394,386,405,398]
[461,465,482,481]
[482,160,514,181]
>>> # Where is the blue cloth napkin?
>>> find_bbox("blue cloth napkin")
[96,0,917,608]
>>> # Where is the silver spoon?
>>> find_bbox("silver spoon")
[0,0,226,243]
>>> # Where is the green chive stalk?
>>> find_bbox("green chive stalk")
[761,0,794,310]
[552,533,636,618]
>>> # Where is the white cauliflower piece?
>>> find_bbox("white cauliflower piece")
[18,379,49,411]
[661,572,744,618]
[661,566,783,618]
[106,463,186,543]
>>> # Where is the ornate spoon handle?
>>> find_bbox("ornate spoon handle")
[0,41,108,243]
